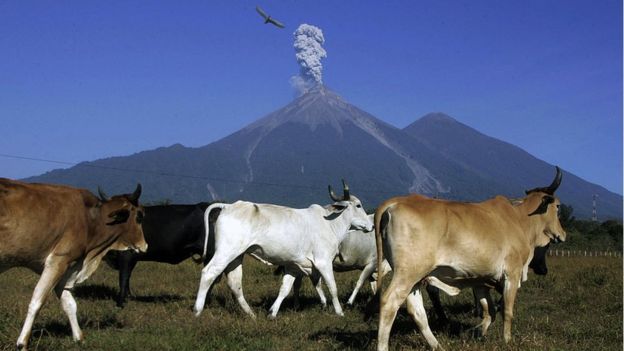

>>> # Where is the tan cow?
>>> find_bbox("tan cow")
[0,179,148,350]
[374,167,565,351]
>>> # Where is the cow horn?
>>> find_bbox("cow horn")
[545,166,562,195]
[128,183,142,204]
[97,186,110,201]
[328,185,341,202]
[525,166,563,195]
[342,179,350,200]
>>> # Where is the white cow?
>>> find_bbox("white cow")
[193,180,373,319]
[295,215,460,308]
[288,214,391,308]
[332,215,391,305]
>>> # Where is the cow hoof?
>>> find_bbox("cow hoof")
[16,343,25,351]
[267,314,277,320]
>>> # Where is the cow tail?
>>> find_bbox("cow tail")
[365,201,394,321]
[201,203,227,263]
[374,206,386,303]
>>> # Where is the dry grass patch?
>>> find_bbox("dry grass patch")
[0,256,621,350]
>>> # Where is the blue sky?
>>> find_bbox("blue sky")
[1,1,622,195]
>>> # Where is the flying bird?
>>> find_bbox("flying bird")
[256,5,285,28]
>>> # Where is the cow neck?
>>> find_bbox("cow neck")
[514,195,547,248]
[324,207,352,243]
[86,208,124,250]
[76,213,125,284]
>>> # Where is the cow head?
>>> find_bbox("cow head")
[328,179,373,232]
[97,184,148,253]
[524,166,566,244]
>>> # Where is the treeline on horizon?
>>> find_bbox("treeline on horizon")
[556,203,622,252]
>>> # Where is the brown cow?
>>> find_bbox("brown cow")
[0,179,148,350]
[374,167,565,351]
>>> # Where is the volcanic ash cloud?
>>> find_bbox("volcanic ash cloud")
[290,24,327,94]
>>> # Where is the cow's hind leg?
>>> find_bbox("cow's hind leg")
[268,270,297,319]
[377,269,427,351]
[54,267,82,342]
[474,287,495,337]
[406,285,442,350]
[426,285,447,322]
[292,274,303,309]
[224,255,255,318]
[194,249,243,316]
[17,256,68,350]
[347,262,376,305]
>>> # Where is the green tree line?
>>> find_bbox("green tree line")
[558,204,622,252]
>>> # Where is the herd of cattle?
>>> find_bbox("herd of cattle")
[0,167,565,350]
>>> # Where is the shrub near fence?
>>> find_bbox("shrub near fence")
[548,249,622,258]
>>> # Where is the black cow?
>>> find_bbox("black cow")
[104,202,220,307]
[528,243,550,275]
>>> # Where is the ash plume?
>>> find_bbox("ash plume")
[290,24,326,94]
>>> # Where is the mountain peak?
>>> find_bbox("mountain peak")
[243,86,363,135]
[403,112,470,134]
[419,112,457,123]
[294,85,346,109]
[406,112,460,128]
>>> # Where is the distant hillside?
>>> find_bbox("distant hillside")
[25,88,622,220]
[403,113,622,220]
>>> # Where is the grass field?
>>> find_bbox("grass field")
[0,256,621,350]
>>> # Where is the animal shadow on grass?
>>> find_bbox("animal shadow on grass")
[257,295,324,314]
[313,308,476,350]
[310,328,377,350]
[73,284,117,301]
[355,298,476,338]
[73,284,184,305]
[32,315,123,338]
[133,293,184,304]
[430,301,481,337]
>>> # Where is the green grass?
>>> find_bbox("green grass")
[0,256,621,350]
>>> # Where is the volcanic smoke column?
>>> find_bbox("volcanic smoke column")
[290,24,327,94]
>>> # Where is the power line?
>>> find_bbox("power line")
[0,152,406,197]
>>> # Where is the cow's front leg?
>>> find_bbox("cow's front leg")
[502,270,521,343]
[347,262,376,305]
[309,270,327,307]
[17,256,68,350]
[117,252,138,308]
[315,260,343,316]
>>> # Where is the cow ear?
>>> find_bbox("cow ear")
[331,201,349,213]
[528,195,555,216]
